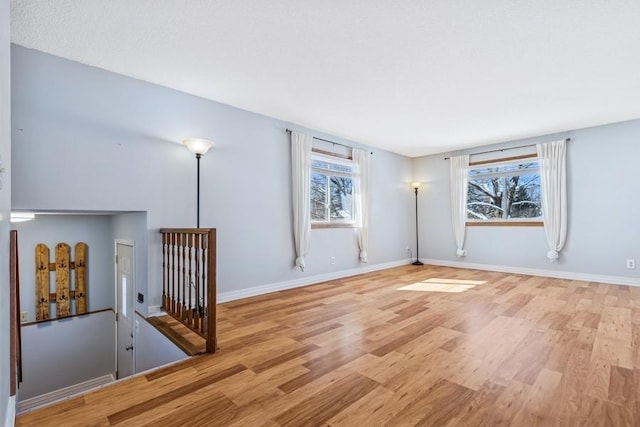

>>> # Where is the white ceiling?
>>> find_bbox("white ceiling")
[10,1,640,157]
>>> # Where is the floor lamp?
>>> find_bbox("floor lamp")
[182,138,214,228]
[411,182,424,266]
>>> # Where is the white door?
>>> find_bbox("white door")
[116,242,134,379]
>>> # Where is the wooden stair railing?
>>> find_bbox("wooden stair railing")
[160,228,217,354]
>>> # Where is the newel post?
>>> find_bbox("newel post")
[206,229,217,353]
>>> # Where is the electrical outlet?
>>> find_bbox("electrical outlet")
[405,246,411,252]
[20,311,28,323]
[330,256,336,265]
[626,259,636,269]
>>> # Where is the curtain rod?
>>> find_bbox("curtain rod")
[285,129,373,155]
[443,138,571,160]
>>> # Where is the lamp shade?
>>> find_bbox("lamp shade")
[182,138,213,155]
[411,182,422,189]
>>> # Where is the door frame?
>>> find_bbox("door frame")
[114,239,135,378]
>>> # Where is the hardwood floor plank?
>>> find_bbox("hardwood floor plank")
[387,301,429,324]
[222,392,285,427]
[395,325,462,357]
[608,366,636,406]
[249,343,319,373]
[592,336,633,369]
[451,311,497,334]
[488,380,533,425]
[274,372,378,427]
[325,383,395,426]
[221,362,306,406]
[509,368,563,426]
[633,323,640,366]
[585,359,612,400]
[415,379,477,426]
[545,327,580,373]
[385,378,475,426]
[382,348,454,393]
[599,306,633,341]
[278,349,366,394]
[371,312,447,357]
[122,390,237,427]
[454,380,507,426]
[107,364,247,425]
[292,322,343,341]
[576,396,634,427]
[547,348,591,426]
[370,331,417,358]
[501,293,536,317]
[512,330,558,385]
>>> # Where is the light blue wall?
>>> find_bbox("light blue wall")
[11,45,414,312]
[12,215,115,323]
[134,313,187,373]
[1,0,12,422]
[19,310,115,400]
[413,119,640,280]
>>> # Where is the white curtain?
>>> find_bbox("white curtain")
[353,148,370,262]
[536,140,567,262]
[291,131,312,271]
[450,155,469,257]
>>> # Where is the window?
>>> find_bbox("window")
[467,157,542,224]
[310,154,354,227]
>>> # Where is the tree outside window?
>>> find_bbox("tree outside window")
[467,161,541,221]
[310,156,354,224]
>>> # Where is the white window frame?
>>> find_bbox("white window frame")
[310,151,356,228]
[466,156,543,226]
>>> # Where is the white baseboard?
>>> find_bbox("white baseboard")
[17,374,115,415]
[217,258,412,303]
[4,396,15,427]
[422,258,640,287]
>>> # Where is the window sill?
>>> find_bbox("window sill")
[312,222,357,229]
[466,221,543,227]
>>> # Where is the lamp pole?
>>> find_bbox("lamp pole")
[196,153,201,228]
[182,138,214,229]
[412,184,423,266]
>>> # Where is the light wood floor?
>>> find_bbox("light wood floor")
[17,265,640,426]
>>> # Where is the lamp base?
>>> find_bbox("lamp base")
[412,260,424,266]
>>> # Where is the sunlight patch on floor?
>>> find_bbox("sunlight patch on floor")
[398,278,487,293]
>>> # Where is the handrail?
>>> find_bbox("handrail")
[21,307,114,327]
[160,228,214,234]
[10,230,21,395]
[160,228,217,354]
